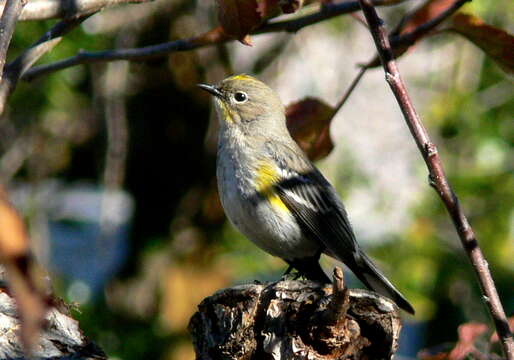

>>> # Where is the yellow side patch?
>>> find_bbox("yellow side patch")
[218,101,234,123]
[255,163,289,212]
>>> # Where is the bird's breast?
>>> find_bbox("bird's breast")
[216,140,319,259]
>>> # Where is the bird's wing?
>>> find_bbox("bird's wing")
[274,167,361,265]
[264,140,360,264]
[265,142,416,314]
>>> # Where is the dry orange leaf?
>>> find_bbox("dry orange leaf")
[216,0,268,45]
[399,0,456,35]
[450,13,514,74]
[280,0,304,13]
[0,186,47,354]
[0,187,29,257]
[448,322,488,360]
[216,0,304,45]
[418,317,514,360]
[286,97,335,162]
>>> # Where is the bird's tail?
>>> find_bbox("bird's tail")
[352,251,415,314]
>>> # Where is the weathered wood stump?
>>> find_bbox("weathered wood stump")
[189,269,402,360]
[0,268,106,360]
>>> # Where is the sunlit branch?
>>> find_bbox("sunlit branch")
[22,0,409,81]
[357,1,514,359]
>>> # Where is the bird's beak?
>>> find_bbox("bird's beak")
[197,83,223,98]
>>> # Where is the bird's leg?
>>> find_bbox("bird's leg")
[284,254,330,283]
[281,265,297,281]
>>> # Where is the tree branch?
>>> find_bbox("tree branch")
[0,0,26,80]
[0,14,93,115]
[365,0,471,67]
[333,66,368,115]
[357,1,514,359]
[0,0,151,21]
[22,0,409,81]
[256,0,407,34]
[331,0,468,121]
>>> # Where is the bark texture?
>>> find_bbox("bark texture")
[0,269,106,360]
[189,278,402,360]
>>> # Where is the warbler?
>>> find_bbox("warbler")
[198,74,414,314]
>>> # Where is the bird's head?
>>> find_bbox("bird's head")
[198,74,285,130]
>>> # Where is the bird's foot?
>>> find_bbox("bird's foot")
[281,265,299,281]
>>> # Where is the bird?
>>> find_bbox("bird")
[198,74,415,314]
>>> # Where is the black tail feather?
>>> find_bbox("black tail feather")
[286,252,415,314]
[353,251,415,314]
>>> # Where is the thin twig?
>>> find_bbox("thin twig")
[1,0,152,21]
[256,0,407,34]
[0,0,26,80]
[22,0,410,81]
[391,0,471,51]
[22,34,207,81]
[366,0,471,67]
[333,66,368,115]
[0,14,93,115]
[332,0,468,119]
[357,1,514,359]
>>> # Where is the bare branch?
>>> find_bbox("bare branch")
[22,32,214,81]
[392,0,470,50]
[357,1,514,359]
[256,0,407,34]
[331,0,468,119]
[333,66,367,115]
[0,0,152,21]
[0,14,92,115]
[22,0,410,81]
[0,0,26,80]
[366,0,471,67]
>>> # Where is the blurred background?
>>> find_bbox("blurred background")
[1,0,512,359]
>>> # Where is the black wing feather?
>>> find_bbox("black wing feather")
[275,171,361,266]
[265,141,415,314]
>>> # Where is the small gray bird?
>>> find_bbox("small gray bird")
[199,74,414,314]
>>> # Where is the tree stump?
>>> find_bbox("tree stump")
[189,268,402,360]
[0,268,106,360]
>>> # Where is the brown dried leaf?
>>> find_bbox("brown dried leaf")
[449,13,514,74]
[0,187,29,257]
[280,0,304,14]
[0,186,47,354]
[448,322,488,360]
[286,97,335,161]
[399,0,455,35]
[216,0,304,45]
[256,0,279,19]
[418,318,510,360]
[216,0,262,45]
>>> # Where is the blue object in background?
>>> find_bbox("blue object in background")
[398,320,426,358]
[48,184,134,298]
[11,181,134,302]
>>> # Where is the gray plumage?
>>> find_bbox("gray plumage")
[199,74,415,314]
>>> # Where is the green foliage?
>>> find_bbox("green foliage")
[3,0,512,358]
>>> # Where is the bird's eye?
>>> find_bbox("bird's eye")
[233,92,248,103]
